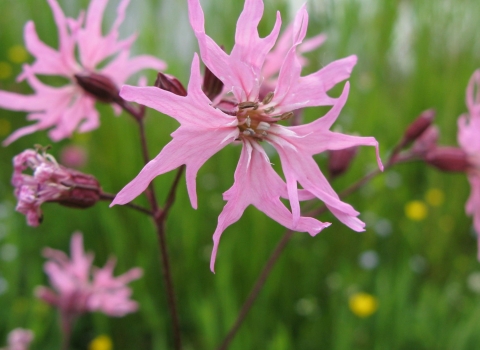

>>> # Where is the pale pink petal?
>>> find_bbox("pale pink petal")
[188,0,280,101]
[78,0,134,68]
[210,141,329,272]
[231,0,282,75]
[120,54,235,128]
[0,90,50,112]
[100,50,166,86]
[19,22,73,79]
[466,69,480,116]
[272,55,357,113]
[112,126,236,209]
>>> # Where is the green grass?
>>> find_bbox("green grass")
[1,0,480,349]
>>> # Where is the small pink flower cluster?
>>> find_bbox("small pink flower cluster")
[36,232,142,317]
[12,149,100,227]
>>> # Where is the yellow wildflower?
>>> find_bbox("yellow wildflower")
[405,200,428,221]
[349,292,378,318]
[89,335,113,350]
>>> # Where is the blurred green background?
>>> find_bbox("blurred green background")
[1,0,480,349]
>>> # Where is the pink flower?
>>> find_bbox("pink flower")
[458,69,480,257]
[112,0,382,272]
[2,329,34,350]
[35,232,142,317]
[0,0,165,145]
[12,148,101,226]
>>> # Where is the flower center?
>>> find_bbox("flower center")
[234,92,293,140]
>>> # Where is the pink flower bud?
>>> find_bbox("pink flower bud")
[328,147,358,178]
[154,73,187,97]
[425,147,470,172]
[74,72,120,103]
[202,65,224,101]
[400,109,436,148]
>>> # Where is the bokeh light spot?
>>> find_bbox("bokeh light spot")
[349,293,378,318]
[89,335,113,350]
[8,45,29,63]
[425,188,444,206]
[405,200,428,221]
[0,62,13,80]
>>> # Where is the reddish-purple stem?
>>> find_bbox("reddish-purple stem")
[118,99,182,350]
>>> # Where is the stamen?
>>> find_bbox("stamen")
[262,92,274,105]
[238,101,258,109]
[279,112,294,120]
[246,116,251,127]
[257,122,270,131]
[263,107,275,114]
[243,128,255,136]
[261,131,268,136]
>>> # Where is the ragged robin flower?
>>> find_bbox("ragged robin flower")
[112,0,383,272]
[457,69,480,258]
[0,0,165,145]
[35,232,142,317]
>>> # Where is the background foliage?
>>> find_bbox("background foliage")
[1,0,480,348]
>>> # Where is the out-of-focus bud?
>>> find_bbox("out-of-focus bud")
[74,73,120,103]
[57,171,101,209]
[154,73,187,97]
[400,109,436,149]
[411,125,439,157]
[12,148,102,226]
[328,147,358,178]
[202,65,224,101]
[425,147,470,172]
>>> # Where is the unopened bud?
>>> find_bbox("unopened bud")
[154,73,187,97]
[202,66,224,101]
[400,109,435,148]
[328,147,358,178]
[57,171,101,208]
[74,73,120,103]
[425,147,470,172]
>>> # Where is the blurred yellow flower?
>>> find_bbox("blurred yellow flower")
[405,200,428,221]
[8,45,29,63]
[425,188,444,206]
[349,292,378,318]
[0,62,12,80]
[89,335,113,350]
[0,119,12,137]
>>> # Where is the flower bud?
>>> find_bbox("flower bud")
[202,65,224,101]
[154,73,187,97]
[400,109,435,148]
[425,147,470,172]
[328,147,358,178]
[74,72,120,103]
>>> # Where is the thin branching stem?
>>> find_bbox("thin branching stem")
[118,99,183,350]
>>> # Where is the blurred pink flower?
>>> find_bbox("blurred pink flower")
[60,145,88,168]
[35,232,142,317]
[2,328,34,350]
[12,148,101,226]
[0,0,165,145]
[458,69,480,257]
[112,0,382,271]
